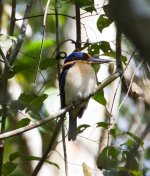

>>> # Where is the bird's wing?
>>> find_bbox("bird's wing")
[59,64,73,108]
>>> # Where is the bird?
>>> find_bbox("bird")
[59,51,111,141]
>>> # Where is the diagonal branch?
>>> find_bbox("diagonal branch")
[9,0,33,65]
[0,72,120,141]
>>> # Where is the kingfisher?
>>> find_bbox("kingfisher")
[59,52,111,141]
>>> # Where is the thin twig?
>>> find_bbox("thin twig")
[15,13,75,21]
[34,0,51,83]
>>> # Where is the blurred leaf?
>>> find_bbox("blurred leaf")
[29,94,48,111]
[3,162,17,176]
[19,93,35,103]
[122,150,139,170]
[97,146,119,169]
[9,152,20,162]
[118,167,142,176]
[103,169,120,176]
[96,122,110,129]
[24,39,55,53]
[97,15,112,33]
[16,118,31,128]
[82,162,92,176]
[102,52,127,64]
[9,62,36,78]
[18,93,48,113]
[77,124,90,134]
[39,58,56,70]
[25,156,59,169]
[61,0,95,12]
[93,90,106,106]
[0,34,17,54]
[126,132,144,148]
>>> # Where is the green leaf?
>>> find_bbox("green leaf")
[97,146,119,169]
[19,93,35,103]
[88,43,101,55]
[25,156,59,169]
[77,124,90,134]
[61,0,95,12]
[24,39,55,53]
[3,162,17,176]
[96,122,110,129]
[97,15,112,33]
[122,150,139,170]
[100,41,112,53]
[16,118,31,128]
[126,132,144,148]
[102,52,127,64]
[9,152,20,162]
[93,90,106,106]
[18,93,48,113]
[40,58,56,70]
[118,167,142,176]
[29,94,48,111]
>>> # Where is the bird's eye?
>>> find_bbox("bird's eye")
[83,53,91,59]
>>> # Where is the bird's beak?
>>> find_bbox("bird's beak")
[87,57,112,64]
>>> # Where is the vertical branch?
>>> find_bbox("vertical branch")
[116,24,122,73]
[9,0,16,36]
[0,1,16,175]
[0,0,4,31]
[75,5,81,50]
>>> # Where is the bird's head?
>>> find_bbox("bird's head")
[64,52,111,65]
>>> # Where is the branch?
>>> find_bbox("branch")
[9,0,16,36]
[0,72,120,141]
[15,13,75,21]
[9,0,33,65]
[0,48,11,68]
[0,106,69,140]
[75,5,81,50]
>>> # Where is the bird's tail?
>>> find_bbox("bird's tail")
[68,111,77,141]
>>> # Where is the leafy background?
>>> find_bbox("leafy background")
[0,0,150,176]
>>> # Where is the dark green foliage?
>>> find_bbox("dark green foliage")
[97,15,112,33]
[94,90,107,106]
[77,124,90,134]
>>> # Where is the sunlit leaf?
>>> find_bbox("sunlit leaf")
[0,34,17,54]
[24,39,55,53]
